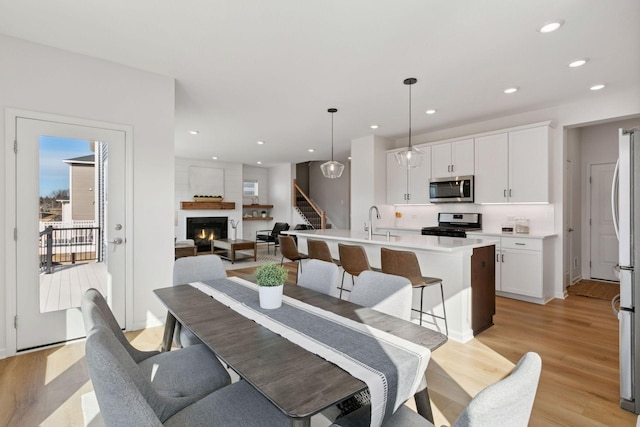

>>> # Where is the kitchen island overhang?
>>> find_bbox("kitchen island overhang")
[285,229,499,343]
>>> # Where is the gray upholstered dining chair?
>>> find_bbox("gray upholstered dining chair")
[173,254,227,347]
[349,270,412,320]
[331,352,542,427]
[297,259,340,297]
[81,289,231,401]
[86,325,291,427]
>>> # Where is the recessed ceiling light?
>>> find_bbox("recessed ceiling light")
[189,130,199,135]
[212,156,218,160]
[569,58,588,68]
[370,125,379,129]
[308,148,315,152]
[590,84,605,91]
[257,161,262,164]
[425,109,437,115]
[348,156,352,160]
[504,87,519,94]
[257,140,265,145]
[538,20,564,33]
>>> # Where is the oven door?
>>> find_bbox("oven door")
[429,176,474,203]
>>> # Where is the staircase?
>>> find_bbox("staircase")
[293,179,328,229]
[295,197,331,229]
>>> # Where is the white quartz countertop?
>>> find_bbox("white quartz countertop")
[466,230,557,239]
[285,229,498,253]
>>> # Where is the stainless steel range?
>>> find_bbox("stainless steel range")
[421,213,482,238]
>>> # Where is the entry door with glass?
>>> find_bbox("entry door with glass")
[15,117,127,351]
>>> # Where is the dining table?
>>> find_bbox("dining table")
[154,277,448,427]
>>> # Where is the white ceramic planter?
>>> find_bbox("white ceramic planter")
[258,285,283,309]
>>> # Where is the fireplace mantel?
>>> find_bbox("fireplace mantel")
[180,201,235,210]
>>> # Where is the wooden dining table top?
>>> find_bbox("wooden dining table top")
[154,279,447,423]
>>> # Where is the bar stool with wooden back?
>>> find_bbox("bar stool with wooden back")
[337,243,379,299]
[307,239,342,267]
[279,235,309,283]
[380,247,448,335]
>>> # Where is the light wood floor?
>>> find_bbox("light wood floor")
[1,263,636,426]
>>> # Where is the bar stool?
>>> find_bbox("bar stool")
[380,247,448,335]
[307,239,341,267]
[279,235,309,282]
[337,243,379,299]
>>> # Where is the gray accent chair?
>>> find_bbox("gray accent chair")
[331,352,542,427]
[172,254,227,347]
[349,271,413,321]
[297,259,340,297]
[81,289,230,401]
[86,326,291,427]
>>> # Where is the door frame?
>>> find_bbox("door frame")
[4,108,134,357]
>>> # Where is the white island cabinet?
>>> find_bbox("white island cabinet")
[286,229,498,343]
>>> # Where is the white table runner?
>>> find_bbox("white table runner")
[190,277,431,427]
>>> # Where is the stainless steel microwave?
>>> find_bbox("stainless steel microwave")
[429,175,474,203]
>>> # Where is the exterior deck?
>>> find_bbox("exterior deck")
[39,262,107,313]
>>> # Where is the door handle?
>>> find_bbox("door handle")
[108,237,124,245]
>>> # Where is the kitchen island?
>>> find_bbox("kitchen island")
[286,229,498,343]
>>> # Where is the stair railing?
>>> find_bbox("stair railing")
[293,179,326,229]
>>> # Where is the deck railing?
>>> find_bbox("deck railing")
[39,226,102,273]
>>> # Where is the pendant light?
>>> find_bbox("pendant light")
[394,78,424,168]
[320,108,345,179]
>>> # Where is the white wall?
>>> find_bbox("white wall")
[308,160,350,230]
[241,165,270,240]
[1,35,175,357]
[268,163,295,228]
[350,135,393,231]
[174,158,243,241]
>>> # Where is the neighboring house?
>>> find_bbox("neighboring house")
[62,154,95,222]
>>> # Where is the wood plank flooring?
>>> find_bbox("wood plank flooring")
[1,262,636,426]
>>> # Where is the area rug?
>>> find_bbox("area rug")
[567,280,619,300]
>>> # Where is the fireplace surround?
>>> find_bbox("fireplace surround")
[186,217,228,253]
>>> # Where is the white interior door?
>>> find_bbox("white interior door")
[590,163,619,281]
[15,117,127,350]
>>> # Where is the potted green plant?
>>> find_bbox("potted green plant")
[255,263,288,309]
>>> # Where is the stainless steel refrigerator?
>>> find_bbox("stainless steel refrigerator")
[613,127,640,413]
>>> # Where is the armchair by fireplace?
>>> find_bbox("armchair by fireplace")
[256,222,289,255]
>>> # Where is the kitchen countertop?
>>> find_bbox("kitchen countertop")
[466,230,557,239]
[285,228,498,253]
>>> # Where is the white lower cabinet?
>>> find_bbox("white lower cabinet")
[471,234,554,304]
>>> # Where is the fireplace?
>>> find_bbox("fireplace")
[186,217,228,253]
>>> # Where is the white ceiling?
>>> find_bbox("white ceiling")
[1,0,638,166]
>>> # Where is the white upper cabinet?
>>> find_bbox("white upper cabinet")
[431,138,474,179]
[386,147,431,204]
[474,133,509,203]
[508,126,549,203]
[474,126,549,203]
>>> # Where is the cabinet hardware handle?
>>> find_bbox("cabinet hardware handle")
[509,189,512,197]
[515,243,525,246]
[451,164,454,172]
[496,254,499,262]
[447,165,451,172]
[501,254,504,262]
[504,189,507,197]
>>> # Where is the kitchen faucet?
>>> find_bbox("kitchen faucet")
[367,205,381,239]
